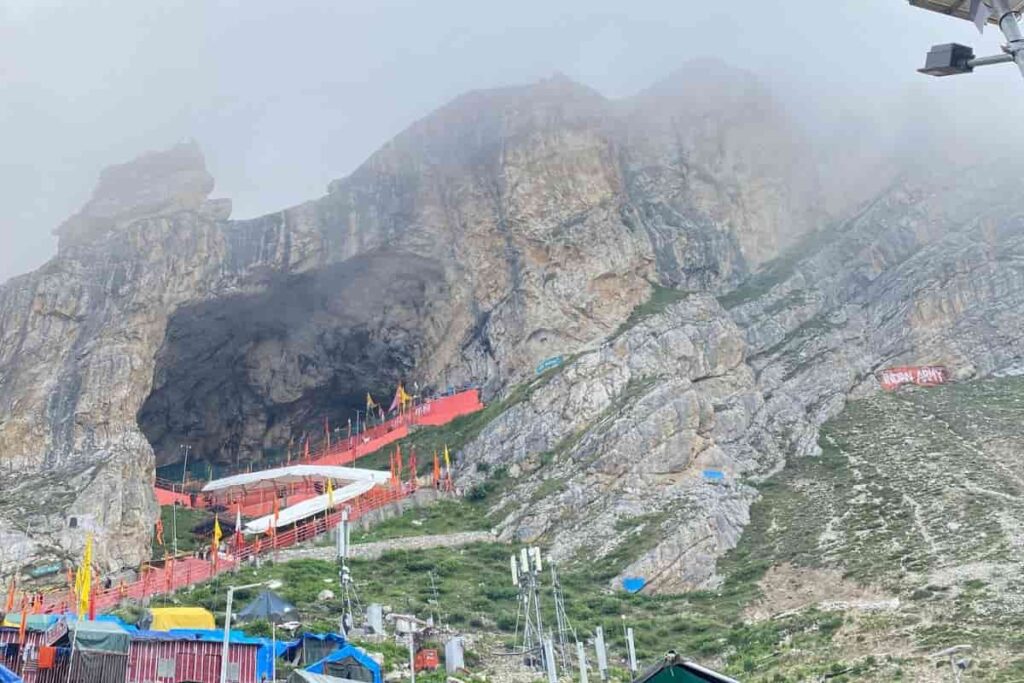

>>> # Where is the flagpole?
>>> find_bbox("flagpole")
[65,621,80,683]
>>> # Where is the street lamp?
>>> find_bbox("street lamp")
[220,582,266,683]
[910,0,1024,83]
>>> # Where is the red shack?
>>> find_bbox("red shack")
[127,630,263,683]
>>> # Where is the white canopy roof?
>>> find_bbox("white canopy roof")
[202,465,390,494]
[243,480,377,534]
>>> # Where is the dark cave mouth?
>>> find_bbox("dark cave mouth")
[138,252,448,474]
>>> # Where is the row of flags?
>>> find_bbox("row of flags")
[387,443,455,489]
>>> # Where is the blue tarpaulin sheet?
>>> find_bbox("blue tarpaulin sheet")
[622,577,647,593]
[0,663,20,683]
[702,469,725,482]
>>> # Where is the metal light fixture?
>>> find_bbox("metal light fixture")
[909,0,1024,82]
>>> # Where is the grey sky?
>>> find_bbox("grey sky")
[1,0,1019,282]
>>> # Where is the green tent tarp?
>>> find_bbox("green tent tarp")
[633,655,738,683]
[70,620,130,654]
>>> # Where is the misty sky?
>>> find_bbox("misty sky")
[1,0,1019,283]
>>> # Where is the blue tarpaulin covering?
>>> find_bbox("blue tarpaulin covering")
[702,469,725,482]
[283,632,346,665]
[306,644,382,683]
[622,577,647,593]
[0,663,20,683]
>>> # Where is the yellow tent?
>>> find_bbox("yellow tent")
[147,606,215,631]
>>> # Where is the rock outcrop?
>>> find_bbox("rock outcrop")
[460,156,1024,592]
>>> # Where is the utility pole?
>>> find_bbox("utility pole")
[173,443,192,557]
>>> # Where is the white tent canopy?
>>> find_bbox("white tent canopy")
[243,480,377,534]
[202,465,389,494]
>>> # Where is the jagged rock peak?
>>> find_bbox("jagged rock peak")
[56,140,226,244]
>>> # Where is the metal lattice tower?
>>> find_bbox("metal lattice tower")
[511,547,546,670]
[548,557,577,669]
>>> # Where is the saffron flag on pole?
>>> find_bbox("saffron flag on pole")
[17,601,27,645]
[408,448,417,488]
[4,577,14,612]
[326,477,335,508]
[75,534,93,618]
[366,393,378,412]
[304,437,311,462]
[399,384,412,408]
[388,384,404,414]
[443,444,452,477]
[433,451,441,488]
[272,497,281,530]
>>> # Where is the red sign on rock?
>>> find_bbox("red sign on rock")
[878,365,948,391]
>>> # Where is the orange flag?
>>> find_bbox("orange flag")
[155,518,165,547]
[17,601,27,645]
[4,577,15,612]
[432,451,440,488]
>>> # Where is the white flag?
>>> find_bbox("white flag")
[970,0,992,33]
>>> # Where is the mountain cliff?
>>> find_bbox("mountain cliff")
[1,62,1021,600]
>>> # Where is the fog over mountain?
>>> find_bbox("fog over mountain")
[3,0,1024,283]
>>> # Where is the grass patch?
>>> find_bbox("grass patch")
[152,505,212,558]
[610,285,689,340]
[350,499,491,543]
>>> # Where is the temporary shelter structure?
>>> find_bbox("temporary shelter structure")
[60,619,131,683]
[305,645,381,683]
[288,671,354,683]
[244,481,376,535]
[283,633,346,668]
[236,591,297,624]
[203,465,389,495]
[235,590,297,682]
[127,629,265,683]
[632,654,739,683]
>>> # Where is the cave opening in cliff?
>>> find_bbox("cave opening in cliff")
[137,252,448,475]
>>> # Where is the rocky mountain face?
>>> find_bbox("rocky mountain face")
[463,156,1024,594]
[2,59,1021,594]
[0,63,817,574]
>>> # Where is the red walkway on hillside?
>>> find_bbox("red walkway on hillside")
[154,389,482,512]
[40,484,418,615]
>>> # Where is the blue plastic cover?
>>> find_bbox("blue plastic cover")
[702,469,725,482]
[305,644,382,683]
[622,577,647,593]
[0,663,21,683]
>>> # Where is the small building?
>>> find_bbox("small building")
[632,654,739,683]
[305,644,381,683]
[127,629,265,683]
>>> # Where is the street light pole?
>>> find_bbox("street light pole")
[173,444,192,557]
[220,582,264,683]
[993,0,1024,81]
